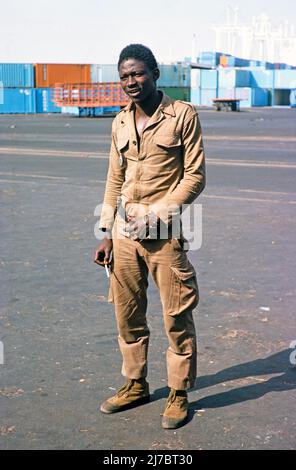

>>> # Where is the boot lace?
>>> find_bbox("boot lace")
[166,389,186,409]
[117,379,135,397]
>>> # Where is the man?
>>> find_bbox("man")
[95,44,205,429]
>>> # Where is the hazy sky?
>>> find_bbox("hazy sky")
[1,0,296,63]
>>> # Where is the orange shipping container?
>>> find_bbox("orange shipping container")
[34,64,91,87]
[219,55,228,67]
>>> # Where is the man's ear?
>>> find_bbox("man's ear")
[153,67,160,82]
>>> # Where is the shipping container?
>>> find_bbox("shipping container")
[250,70,274,89]
[274,70,296,89]
[249,60,262,67]
[290,89,296,108]
[158,64,191,87]
[219,55,228,67]
[159,86,190,101]
[0,63,34,87]
[61,106,79,115]
[61,106,120,117]
[35,88,61,113]
[273,89,291,105]
[190,87,200,106]
[200,69,218,89]
[251,88,269,106]
[80,106,121,117]
[234,57,250,67]
[217,88,236,99]
[218,69,251,88]
[219,55,235,67]
[190,69,201,90]
[34,64,91,88]
[200,88,217,106]
[217,87,269,107]
[91,64,119,83]
[198,52,222,66]
[237,88,252,107]
[0,88,36,114]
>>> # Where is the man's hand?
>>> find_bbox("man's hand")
[126,215,149,240]
[126,212,159,241]
[94,237,113,266]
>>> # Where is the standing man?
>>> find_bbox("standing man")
[95,44,205,429]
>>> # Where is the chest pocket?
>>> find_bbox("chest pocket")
[117,135,129,153]
[156,133,182,150]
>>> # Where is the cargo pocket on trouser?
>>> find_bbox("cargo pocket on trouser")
[167,265,199,316]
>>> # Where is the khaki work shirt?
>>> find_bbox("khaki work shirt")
[99,92,206,232]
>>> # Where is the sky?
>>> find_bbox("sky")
[1,0,296,64]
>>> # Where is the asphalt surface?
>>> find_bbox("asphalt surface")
[0,108,296,450]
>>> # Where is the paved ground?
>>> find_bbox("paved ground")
[0,108,296,450]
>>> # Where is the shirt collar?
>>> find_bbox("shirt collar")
[124,91,176,117]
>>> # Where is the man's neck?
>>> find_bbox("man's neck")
[135,90,162,118]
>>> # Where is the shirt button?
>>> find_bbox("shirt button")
[132,140,137,145]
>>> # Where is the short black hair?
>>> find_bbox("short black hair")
[118,44,158,71]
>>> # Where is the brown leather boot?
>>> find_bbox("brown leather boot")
[100,378,150,414]
[162,388,188,429]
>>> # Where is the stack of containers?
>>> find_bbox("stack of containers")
[90,63,191,102]
[218,68,269,107]
[219,55,251,68]
[200,69,218,105]
[190,68,218,106]
[198,52,223,67]
[90,64,129,114]
[91,64,119,83]
[290,89,296,108]
[190,68,201,105]
[273,70,296,105]
[158,63,191,101]
[34,64,91,113]
[0,64,36,113]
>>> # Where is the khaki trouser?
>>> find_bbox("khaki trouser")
[108,229,199,391]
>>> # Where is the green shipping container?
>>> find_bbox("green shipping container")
[159,87,190,102]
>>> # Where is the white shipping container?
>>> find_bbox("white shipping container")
[91,64,119,83]
[274,70,296,89]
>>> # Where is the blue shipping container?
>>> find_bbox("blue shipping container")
[250,70,274,89]
[234,57,250,67]
[0,64,34,87]
[0,88,36,114]
[217,87,269,107]
[158,64,191,87]
[289,89,296,107]
[198,52,222,66]
[218,69,250,88]
[61,106,120,117]
[35,88,61,113]
[190,87,200,106]
[190,69,201,90]
[200,69,218,89]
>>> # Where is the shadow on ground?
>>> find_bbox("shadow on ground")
[151,349,296,426]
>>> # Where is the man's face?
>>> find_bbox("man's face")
[119,58,159,103]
